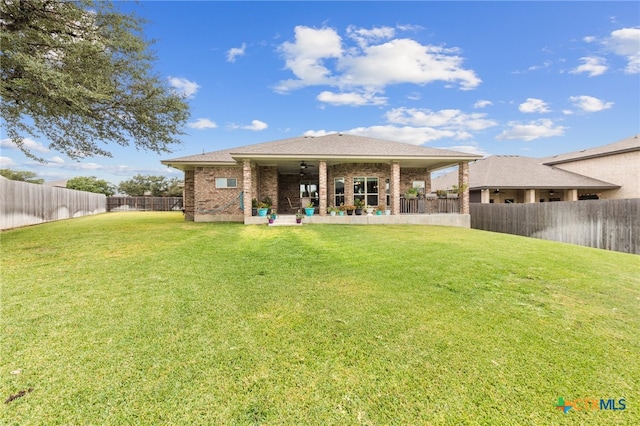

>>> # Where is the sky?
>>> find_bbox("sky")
[1,1,639,186]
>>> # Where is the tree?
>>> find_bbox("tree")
[0,0,190,160]
[0,168,44,183]
[66,176,115,196]
[118,174,181,197]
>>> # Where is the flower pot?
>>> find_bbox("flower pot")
[338,211,344,216]
[330,211,336,216]
[257,208,268,217]
[376,210,382,215]
[296,218,302,224]
[385,209,391,215]
[347,210,354,216]
[252,208,257,216]
[305,207,315,216]
[268,218,274,224]
[355,208,362,215]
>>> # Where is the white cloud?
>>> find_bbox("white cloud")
[167,76,200,98]
[519,98,550,113]
[0,137,49,153]
[569,95,613,112]
[604,27,640,74]
[385,107,497,131]
[48,156,65,164]
[188,118,218,129]
[570,56,608,77]
[276,26,343,92]
[0,156,16,167]
[339,39,481,90]
[227,43,247,63]
[345,125,459,145]
[583,36,597,43]
[474,100,493,109]
[275,26,481,100]
[317,91,387,106]
[346,25,395,48]
[496,119,565,141]
[233,120,268,131]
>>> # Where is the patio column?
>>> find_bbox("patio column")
[425,170,432,194]
[319,160,327,216]
[242,159,252,221]
[480,189,490,203]
[567,188,578,201]
[458,162,470,214]
[524,189,536,203]
[391,161,400,215]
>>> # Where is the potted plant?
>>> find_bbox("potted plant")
[261,196,273,214]
[354,198,365,215]
[365,205,375,215]
[295,213,304,224]
[257,201,269,217]
[376,204,385,215]
[304,202,315,216]
[337,204,345,216]
[327,206,338,216]
[343,204,355,216]
[436,189,448,199]
[404,187,419,199]
[270,209,277,220]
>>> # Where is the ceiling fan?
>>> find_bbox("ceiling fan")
[299,161,315,169]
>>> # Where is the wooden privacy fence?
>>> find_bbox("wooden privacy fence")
[107,197,183,212]
[1,176,106,230]
[470,199,639,254]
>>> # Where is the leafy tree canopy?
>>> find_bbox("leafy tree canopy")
[118,174,182,197]
[0,168,44,183]
[0,0,190,160]
[66,176,115,196]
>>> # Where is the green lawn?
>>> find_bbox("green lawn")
[1,212,638,425]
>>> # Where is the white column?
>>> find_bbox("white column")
[524,189,536,203]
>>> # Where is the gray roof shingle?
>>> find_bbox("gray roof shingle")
[163,133,481,164]
[432,155,619,190]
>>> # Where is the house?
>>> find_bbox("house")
[161,133,482,226]
[432,134,639,203]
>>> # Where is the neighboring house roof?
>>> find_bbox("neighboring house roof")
[432,155,619,191]
[542,134,640,165]
[163,133,482,173]
[43,179,68,188]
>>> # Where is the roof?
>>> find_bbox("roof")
[162,133,482,172]
[432,155,619,190]
[542,134,640,165]
[43,179,68,188]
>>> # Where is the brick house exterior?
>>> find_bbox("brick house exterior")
[162,134,480,223]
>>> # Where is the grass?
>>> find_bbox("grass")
[1,212,639,425]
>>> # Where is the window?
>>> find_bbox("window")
[334,178,345,207]
[215,177,237,188]
[354,177,378,207]
[300,181,318,206]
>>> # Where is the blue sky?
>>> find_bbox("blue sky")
[1,1,639,185]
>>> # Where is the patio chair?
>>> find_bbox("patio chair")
[286,197,301,214]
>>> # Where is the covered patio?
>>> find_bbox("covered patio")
[162,133,481,227]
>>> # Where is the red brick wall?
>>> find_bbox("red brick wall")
[194,166,244,215]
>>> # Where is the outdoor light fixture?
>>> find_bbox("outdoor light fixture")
[549,189,555,195]
[494,189,500,194]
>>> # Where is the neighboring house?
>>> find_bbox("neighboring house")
[162,133,481,224]
[432,134,639,203]
[43,179,68,188]
[542,134,640,200]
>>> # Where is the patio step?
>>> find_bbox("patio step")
[267,215,302,226]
